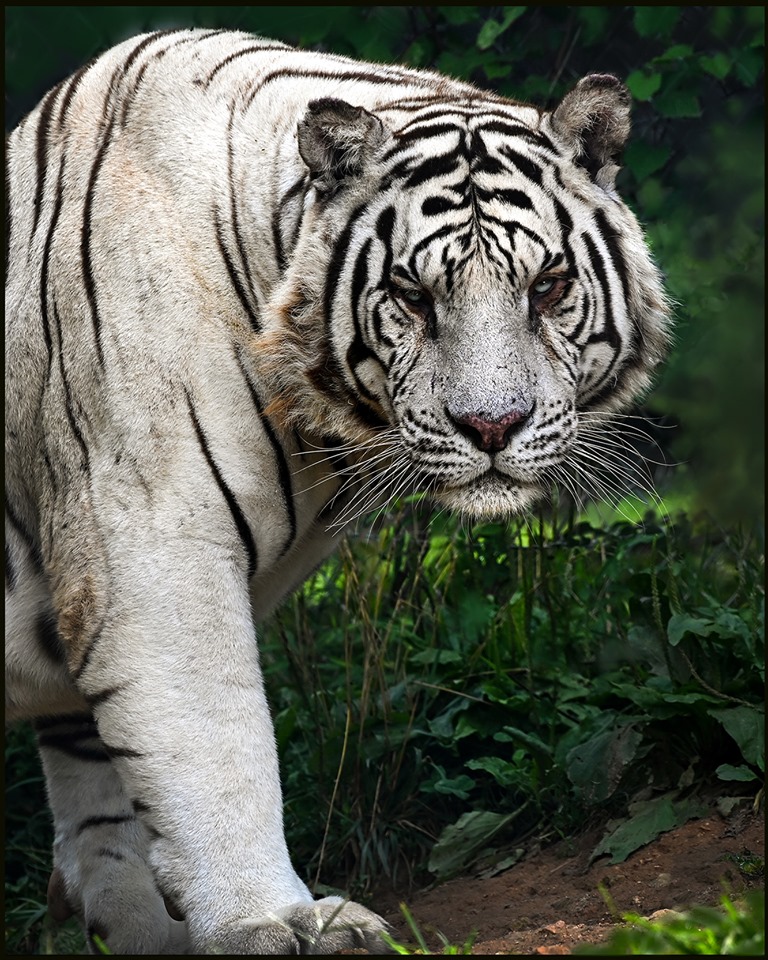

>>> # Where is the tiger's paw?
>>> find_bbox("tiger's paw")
[208,897,390,954]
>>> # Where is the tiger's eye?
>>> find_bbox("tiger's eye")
[400,288,429,306]
[532,277,556,296]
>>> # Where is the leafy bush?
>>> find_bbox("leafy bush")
[263,503,763,891]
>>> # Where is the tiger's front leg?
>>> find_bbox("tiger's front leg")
[65,529,387,955]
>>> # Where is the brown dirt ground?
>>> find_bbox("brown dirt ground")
[376,800,764,954]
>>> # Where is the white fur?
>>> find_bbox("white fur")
[5,29,670,954]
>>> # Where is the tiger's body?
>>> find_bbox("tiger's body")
[5,29,670,954]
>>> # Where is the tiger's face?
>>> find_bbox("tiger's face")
[261,78,670,520]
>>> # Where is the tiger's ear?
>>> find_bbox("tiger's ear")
[297,98,386,194]
[551,74,631,189]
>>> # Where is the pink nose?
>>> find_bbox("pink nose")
[450,407,532,453]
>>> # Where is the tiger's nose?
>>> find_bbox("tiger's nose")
[448,404,533,453]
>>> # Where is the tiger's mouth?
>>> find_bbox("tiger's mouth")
[430,468,546,520]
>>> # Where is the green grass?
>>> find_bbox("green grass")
[578,890,765,955]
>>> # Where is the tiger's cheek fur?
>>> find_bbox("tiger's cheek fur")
[6,29,670,955]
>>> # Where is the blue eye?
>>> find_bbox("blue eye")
[390,279,432,312]
[401,288,429,306]
[532,277,556,296]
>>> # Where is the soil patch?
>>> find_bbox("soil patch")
[378,801,764,954]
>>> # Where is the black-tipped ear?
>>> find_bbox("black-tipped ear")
[297,98,385,194]
[551,74,631,187]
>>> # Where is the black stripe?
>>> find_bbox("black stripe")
[80,34,184,363]
[226,120,261,322]
[346,236,383,408]
[77,814,133,835]
[121,31,219,125]
[5,495,44,572]
[122,32,168,73]
[421,194,470,217]
[37,730,110,764]
[323,203,369,324]
[97,848,125,861]
[5,542,17,591]
[581,232,621,348]
[31,84,62,240]
[85,685,123,709]
[72,634,98,682]
[593,209,632,318]
[375,206,395,288]
[406,223,457,276]
[392,121,461,147]
[32,713,97,736]
[52,298,91,469]
[120,60,149,127]
[80,116,114,368]
[58,60,97,130]
[37,613,65,664]
[476,119,549,147]
[40,162,67,379]
[34,712,95,731]
[214,212,262,332]
[244,67,425,109]
[234,352,297,558]
[319,202,371,403]
[104,744,144,760]
[272,175,308,273]
[404,153,461,190]
[205,43,292,85]
[477,186,534,209]
[315,203,392,430]
[185,389,257,580]
[499,145,543,186]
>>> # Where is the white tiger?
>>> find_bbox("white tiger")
[5,28,671,954]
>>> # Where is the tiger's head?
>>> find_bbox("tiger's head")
[257,74,671,520]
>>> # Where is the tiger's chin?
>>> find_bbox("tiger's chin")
[432,472,545,521]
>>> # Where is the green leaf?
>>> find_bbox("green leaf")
[708,6,734,40]
[713,609,751,640]
[655,90,702,118]
[495,725,553,757]
[577,7,611,46]
[438,6,478,26]
[716,763,758,782]
[432,774,476,799]
[653,43,694,63]
[483,62,512,81]
[590,792,709,865]
[708,705,765,770]
[699,52,732,80]
[733,47,764,87]
[410,648,463,665]
[428,810,517,880]
[667,613,714,645]
[624,142,671,180]
[634,7,680,39]
[566,723,644,804]
[626,70,662,101]
[476,7,526,50]
[466,756,522,788]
